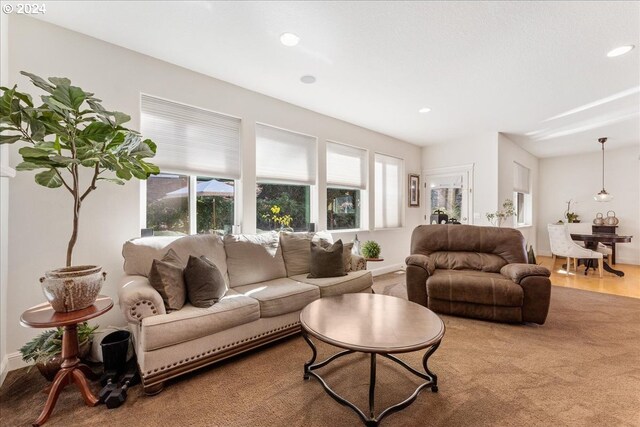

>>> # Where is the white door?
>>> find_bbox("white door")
[424,165,473,224]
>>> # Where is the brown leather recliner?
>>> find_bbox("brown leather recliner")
[405,225,551,324]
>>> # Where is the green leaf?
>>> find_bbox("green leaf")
[81,121,113,142]
[116,166,132,180]
[53,135,61,153]
[50,155,79,165]
[48,77,71,86]
[53,84,86,110]
[112,111,130,126]
[34,169,63,188]
[15,161,49,171]
[18,146,51,158]
[20,71,55,94]
[97,177,125,185]
[28,117,47,141]
[42,96,73,112]
[0,135,21,144]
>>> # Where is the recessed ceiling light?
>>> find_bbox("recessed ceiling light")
[607,45,635,57]
[280,33,300,47]
[418,107,431,113]
[300,75,316,84]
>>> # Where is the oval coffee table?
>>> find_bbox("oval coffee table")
[300,293,445,426]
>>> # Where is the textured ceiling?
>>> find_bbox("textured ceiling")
[25,1,640,157]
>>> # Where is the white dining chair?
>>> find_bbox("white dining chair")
[548,224,603,278]
[566,222,613,264]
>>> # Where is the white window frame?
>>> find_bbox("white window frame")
[374,152,405,230]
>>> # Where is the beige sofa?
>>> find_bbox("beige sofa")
[117,231,371,394]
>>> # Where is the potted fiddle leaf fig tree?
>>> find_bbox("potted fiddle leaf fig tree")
[0,72,159,312]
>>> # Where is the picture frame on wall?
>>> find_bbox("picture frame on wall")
[409,174,420,207]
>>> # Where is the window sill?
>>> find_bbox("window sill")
[515,224,533,229]
[328,228,363,235]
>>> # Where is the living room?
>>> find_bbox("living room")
[0,2,638,426]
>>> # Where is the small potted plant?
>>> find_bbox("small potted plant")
[19,322,98,381]
[0,72,159,312]
[362,240,381,259]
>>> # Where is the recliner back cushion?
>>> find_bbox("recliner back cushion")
[430,251,507,272]
[224,231,287,287]
[410,224,527,265]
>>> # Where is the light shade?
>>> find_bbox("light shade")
[607,45,635,57]
[594,190,613,202]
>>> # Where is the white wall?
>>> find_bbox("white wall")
[4,16,423,360]
[422,132,499,225]
[498,133,539,249]
[537,145,640,265]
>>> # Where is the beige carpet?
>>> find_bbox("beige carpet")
[2,272,639,427]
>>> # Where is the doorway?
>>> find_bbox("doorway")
[424,164,473,224]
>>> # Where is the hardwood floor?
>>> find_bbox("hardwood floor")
[537,255,640,299]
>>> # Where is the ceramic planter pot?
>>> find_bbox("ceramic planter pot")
[40,265,106,313]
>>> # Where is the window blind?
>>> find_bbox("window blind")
[140,94,241,179]
[326,142,367,189]
[255,123,316,185]
[374,153,403,228]
[513,162,530,194]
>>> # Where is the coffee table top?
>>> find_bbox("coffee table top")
[300,293,444,353]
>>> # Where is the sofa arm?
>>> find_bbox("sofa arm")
[351,254,367,271]
[118,275,166,324]
[500,263,550,284]
[405,254,434,307]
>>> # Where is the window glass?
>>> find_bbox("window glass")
[256,183,310,232]
[430,187,463,221]
[146,174,235,236]
[146,174,190,235]
[327,188,361,230]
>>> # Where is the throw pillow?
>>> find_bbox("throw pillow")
[183,255,228,308]
[319,239,354,272]
[280,232,314,276]
[148,249,186,311]
[308,239,347,279]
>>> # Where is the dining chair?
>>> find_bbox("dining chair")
[566,222,613,264]
[548,224,603,278]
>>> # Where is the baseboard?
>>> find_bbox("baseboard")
[0,351,29,385]
[370,263,403,277]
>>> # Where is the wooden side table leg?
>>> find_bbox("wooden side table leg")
[71,369,99,406]
[33,369,72,427]
[76,363,99,380]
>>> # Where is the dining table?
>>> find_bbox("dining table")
[570,233,633,277]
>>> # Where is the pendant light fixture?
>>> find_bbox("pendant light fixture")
[594,137,613,202]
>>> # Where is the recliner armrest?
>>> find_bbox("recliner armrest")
[500,263,550,284]
[118,275,166,324]
[405,254,435,276]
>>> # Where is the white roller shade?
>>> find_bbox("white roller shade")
[256,123,316,185]
[374,153,403,228]
[513,162,530,194]
[326,142,367,189]
[140,94,241,178]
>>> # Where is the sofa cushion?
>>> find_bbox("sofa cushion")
[429,251,507,273]
[308,240,346,278]
[122,234,228,285]
[148,249,186,312]
[292,270,372,297]
[280,232,314,276]
[233,278,320,317]
[427,269,523,307]
[224,232,287,287]
[183,256,228,308]
[140,289,260,351]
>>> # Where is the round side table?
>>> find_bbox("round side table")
[20,295,113,426]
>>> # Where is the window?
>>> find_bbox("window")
[255,124,316,232]
[146,174,235,236]
[513,162,531,226]
[429,175,463,222]
[141,95,240,235]
[326,142,367,230]
[374,153,403,228]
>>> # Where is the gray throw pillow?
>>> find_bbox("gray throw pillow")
[308,239,347,279]
[184,255,228,308]
[319,239,354,272]
[148,249,186,312]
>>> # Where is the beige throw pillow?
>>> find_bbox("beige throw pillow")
[148,249,186,312]
[224,232,287,287]
[280,232,314,276]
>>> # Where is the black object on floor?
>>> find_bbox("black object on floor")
[101,330,130,376]
[99,370,120,403]
[105,368,139,409]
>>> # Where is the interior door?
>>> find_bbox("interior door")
[424,167,472,224]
